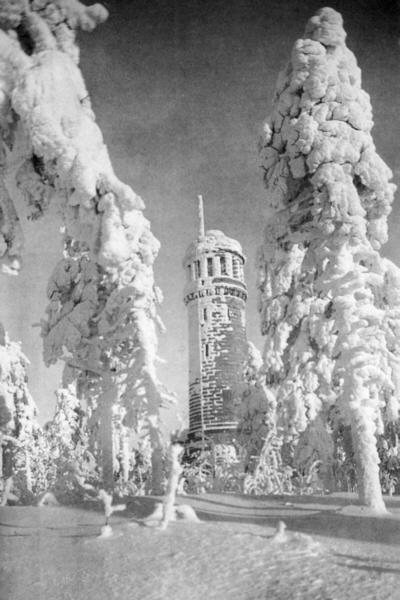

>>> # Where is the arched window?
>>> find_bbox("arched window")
[220,255,227,275]
[222,389,233,415]
[232,257,240,279]
[207,257,213,276]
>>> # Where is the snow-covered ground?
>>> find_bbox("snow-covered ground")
[1,492,400,599]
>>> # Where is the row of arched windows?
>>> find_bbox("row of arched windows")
[186,253,244,282]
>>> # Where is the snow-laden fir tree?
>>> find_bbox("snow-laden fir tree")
[0,322,42,501]
[0,1,171,491]
[258,7,400,511]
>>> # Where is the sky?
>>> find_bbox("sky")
[1,0,399,427]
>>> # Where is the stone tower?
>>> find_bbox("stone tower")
[183,197,248,442]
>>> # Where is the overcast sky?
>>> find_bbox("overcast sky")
[1,0,399,426]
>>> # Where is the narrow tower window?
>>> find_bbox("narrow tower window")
[195,260,201,278]
[207,257,213,276]
[204,343,210,358]
[220,255,227,275]
[232,257,240,279]
[203,307,207,321]
[222,389,233,415]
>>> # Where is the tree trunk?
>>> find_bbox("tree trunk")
[120,431,130,483]
[0,436,3,482]
[351,407,386,513]
[99,375,117,491]
[25,448,32,492]
[151,446,164,495]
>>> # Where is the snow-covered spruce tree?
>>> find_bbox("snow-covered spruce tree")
[0,2,171,492]
[44,385,98,501]
[258,7,400,511]
[0,322,42,501]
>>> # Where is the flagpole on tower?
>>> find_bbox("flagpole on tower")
[198,194,205,239]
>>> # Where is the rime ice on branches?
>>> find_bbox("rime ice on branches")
[258,7,400,511]
[0,1,169,491]
[0,323,40,500]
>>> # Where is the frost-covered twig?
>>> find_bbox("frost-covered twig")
[98,489,126,537]
[142,443,200,529]
[0,477,18,506]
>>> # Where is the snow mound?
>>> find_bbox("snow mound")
[143,501,201,528]
[38,491,60,507]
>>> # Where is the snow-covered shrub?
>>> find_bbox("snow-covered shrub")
[258,7,400,511]
[227,342,292,495]
[181,440,243,494]
[331,423,357,492]
[233,343,275,467]
[242,430,294,496]
[113,422,154,497]
[377,422,400,496]
[181,445,214,494]
[291,416,334,493]
[0,323,43,503]
[0,1,171,491]
[211,443,244,493]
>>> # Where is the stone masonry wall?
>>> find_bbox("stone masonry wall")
[186,281,247,436]
[205,295,246,430]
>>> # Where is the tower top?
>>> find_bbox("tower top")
[198,195,205,239]
[183,196,245,266]
[183,229,245,266]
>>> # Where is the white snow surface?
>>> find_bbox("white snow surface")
[2,492,400,600]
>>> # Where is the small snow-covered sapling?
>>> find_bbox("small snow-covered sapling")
[271,520,320,554]
[160,443,184,530]
[143,442,200,528]
[98,489,126,537]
